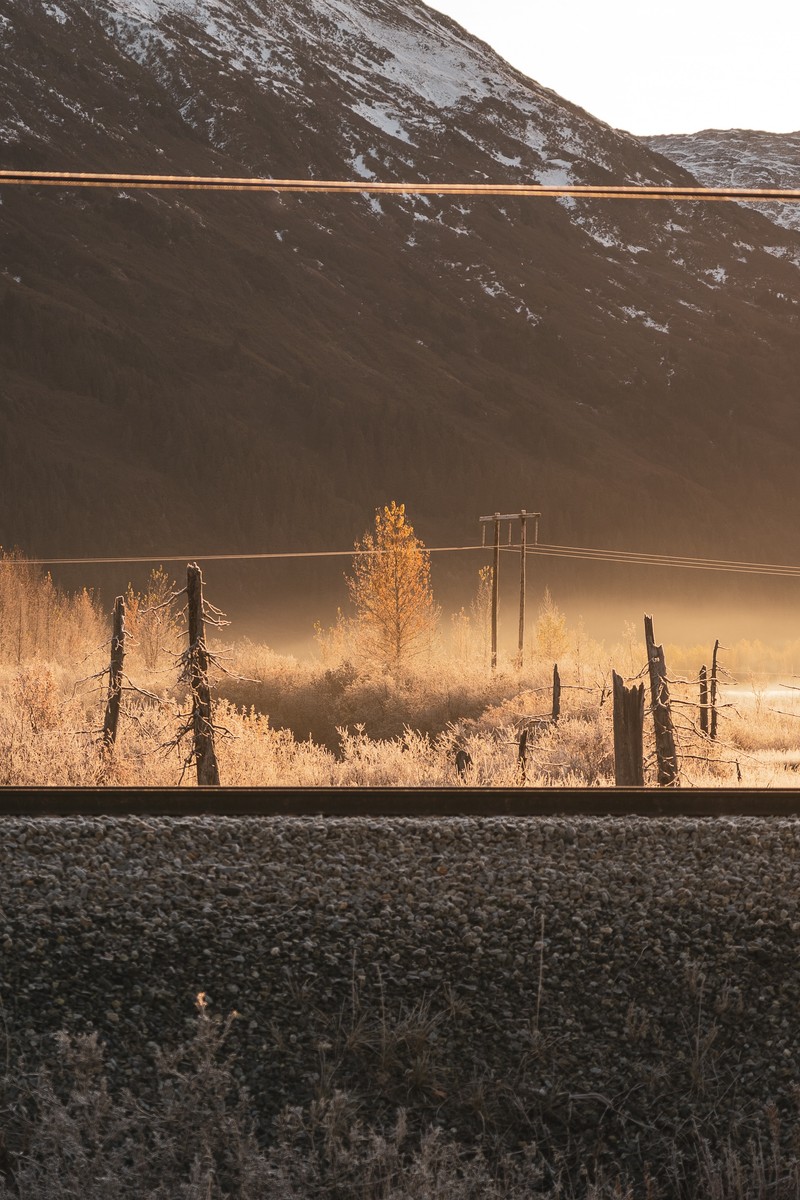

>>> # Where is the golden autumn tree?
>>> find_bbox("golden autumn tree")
[347,501,439,669]
[124,565,181,672]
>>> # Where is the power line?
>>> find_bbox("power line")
[3,170,800,202]
[4,545,486,566]
[6,541,800,578]
[519,543,800,579]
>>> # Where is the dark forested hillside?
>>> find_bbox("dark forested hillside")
[2,0,800,632]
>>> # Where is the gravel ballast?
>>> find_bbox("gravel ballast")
[2,815,799,1180]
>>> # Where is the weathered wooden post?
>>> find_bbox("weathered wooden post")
[101,595,125,749]
[644,615,678,786]
[710,639,720,740]
[612,671,645,786]
[552,663,561,723]
[187,562,220,786]
[699,664,709,735]
[518,727,528,784]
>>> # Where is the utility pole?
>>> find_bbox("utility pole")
[492,514,500,669]
[479,510,541,671]
[518,511,527,668]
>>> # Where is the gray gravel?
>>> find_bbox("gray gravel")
[2,815,800,1176]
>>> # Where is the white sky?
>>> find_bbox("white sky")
[424,0,800,136]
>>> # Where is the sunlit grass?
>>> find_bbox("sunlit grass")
[0,636,798,786]
[1,547,798,786]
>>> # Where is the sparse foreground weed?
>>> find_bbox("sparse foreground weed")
[2,1000,800,1199]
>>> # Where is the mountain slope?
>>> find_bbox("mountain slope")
[2,0,800,626]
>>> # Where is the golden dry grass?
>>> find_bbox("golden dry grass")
[0,638,797,787]
[1,549,797,787]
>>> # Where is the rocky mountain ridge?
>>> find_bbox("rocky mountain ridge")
[644,128,800,234]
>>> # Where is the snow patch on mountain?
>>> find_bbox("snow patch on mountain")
[573,214,647,256]
[351,101,414,144]
[351,153,376,179]
[536,161,573,187]
[620,305,669,333]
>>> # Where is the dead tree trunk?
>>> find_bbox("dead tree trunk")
[710,639,720,741]
[552,663,561,723]
[699,665,709,735]
[101,596,125,749]
[612,671,645,786]
[518,727,528,784]
[644,615,679,786]
[187,563,220,786]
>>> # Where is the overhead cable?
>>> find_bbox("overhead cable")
[7,542,800,578]
[3,169,800,202]
[5,545,486,566]
[520,543,800,578]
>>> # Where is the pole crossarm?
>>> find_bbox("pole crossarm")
[479,512,541,523]
[4,171,800,202]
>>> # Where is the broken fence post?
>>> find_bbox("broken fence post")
[644,614,679,787]
[710,638,720,741]
[612,670,645,786]
[455,748,473,780]
[552,663,561,722]
[699,664,709,735]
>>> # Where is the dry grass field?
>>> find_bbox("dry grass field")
[1,547,798,787]
[0,575,798,788]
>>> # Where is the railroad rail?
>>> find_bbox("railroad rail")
[1,787,800,817]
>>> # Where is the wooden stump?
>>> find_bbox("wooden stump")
[612,671,645,786]
[455,748,473,779]
[552,663,561,722]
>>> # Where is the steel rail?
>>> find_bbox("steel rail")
[1,786,800,817]
[3,170,800,201]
